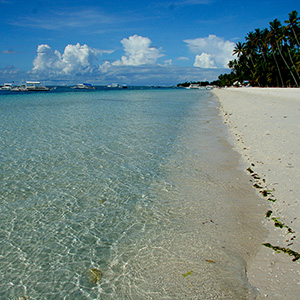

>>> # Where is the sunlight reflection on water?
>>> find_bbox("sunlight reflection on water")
[0,89,261,299]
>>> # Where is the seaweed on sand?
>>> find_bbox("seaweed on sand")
[89,268,103,284]
[182,271,193,278]
[263,243,300,262]
[265,210,272,218]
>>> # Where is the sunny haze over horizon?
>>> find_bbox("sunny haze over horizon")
[1,0,299,86]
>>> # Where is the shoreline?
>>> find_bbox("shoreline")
[213,87,300,299]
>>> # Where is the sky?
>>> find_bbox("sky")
[0,0,300,86]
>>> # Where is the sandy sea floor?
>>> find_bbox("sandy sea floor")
[213,87,300,299]
[0,89,271,299]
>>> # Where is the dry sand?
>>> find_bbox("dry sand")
[213,87,300,299]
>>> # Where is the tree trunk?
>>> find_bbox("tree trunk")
[276,40,299,87]
[272,51,284,87]
[292,27,300,48]
[287,47,300,82]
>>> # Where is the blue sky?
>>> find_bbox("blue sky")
[1,0,299,85]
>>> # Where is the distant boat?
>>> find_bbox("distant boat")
[0,83,14,90]
[1,81,51,92]
[72,83,96,90]
[106,83,119,88]
[24,81,51,91]
[185,83,214,90]
[185,84,204,89]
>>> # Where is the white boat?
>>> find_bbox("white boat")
[106,83,119,88]
[72,83,96,89]
[0,83,14,90]
[185,83,214,90]
[185,84,204,89]
[25,81,51,91]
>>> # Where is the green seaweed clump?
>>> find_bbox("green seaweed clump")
[271,217,294,234]
[272,217,285,229]
[260,190,272,197]
[263,243,300,262]
[182,270,193,278]
[247,167,254,174]
[99,198,107,204]
[89,268,103,284]
[252,173,261,180]
[253,183,263,189]
[265,210,272,218]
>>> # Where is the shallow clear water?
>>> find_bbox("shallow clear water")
[0,89,263,299]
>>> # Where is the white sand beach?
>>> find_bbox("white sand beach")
[213,87,300,299]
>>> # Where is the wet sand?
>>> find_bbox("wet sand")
[213,87,300,299]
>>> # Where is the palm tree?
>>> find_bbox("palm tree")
[253,29,267,63]
[246,31,263,85]
[245,32,257,67]
[251,29,269,86]
[217,10,300,87]
[268,20,285,86]
[233,41,255,82]
[269,19,298,86]
[285,10,300,48]
[283,26,300,82]
[233,42,246,58]
[228,59,237,69]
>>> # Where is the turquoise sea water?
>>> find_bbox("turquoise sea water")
[0,88,262,299]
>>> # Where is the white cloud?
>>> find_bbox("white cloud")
[31,36,164,80]
[113,35,164,66]
[1,49,17,54]
[99,60,111,73]
[33,44,63,72]
[32,43,100,75]
[94,64,227,86]
[163,0,212,10]
[164,59,172,65]
[194,53,216,68]
[184,35,235,68]
[10,8,117,31]
[0,65,25,84]
[171,0,212,6]
[176,56,189,61]
[99,49,115,55]
[27,35,230,85]
[61,44,99,73]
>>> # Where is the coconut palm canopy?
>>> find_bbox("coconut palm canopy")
[217,10,300,87]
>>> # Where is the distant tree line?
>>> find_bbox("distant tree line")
[216,10,300,87]
[177,81,212,87]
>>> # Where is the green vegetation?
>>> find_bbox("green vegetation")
[246,167,254,174]
[177,81,212,87]
[182,270,193,277]
[88,268,103,284]
[263,243,300,261]
[246,164,298,259]
[260,189,273,197]
[217,10,300,87]
[272,217,286,229]
[265,210,273,218]
[271,217,295,234]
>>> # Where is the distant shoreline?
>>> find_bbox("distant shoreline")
[213,87,300,299]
